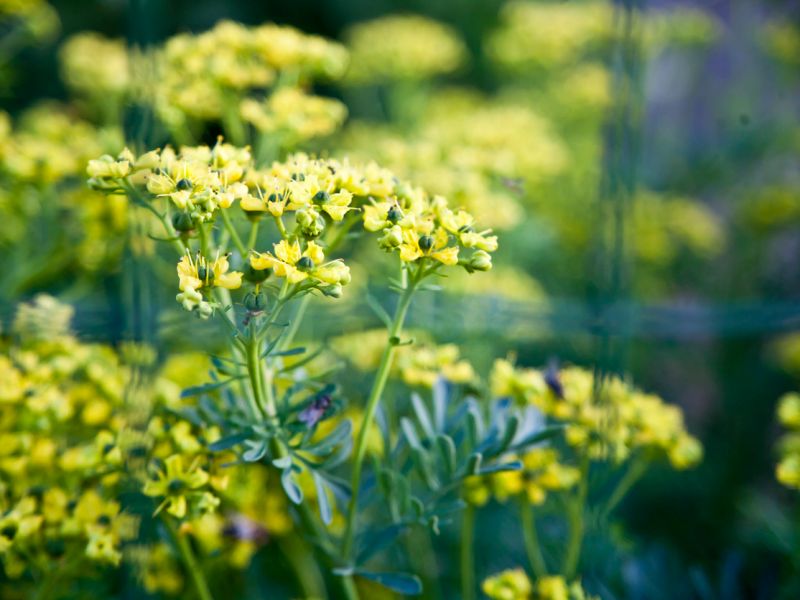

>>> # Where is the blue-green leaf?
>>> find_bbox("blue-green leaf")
[281,468,303,504]
[208,432,249,452]
[313,471,332,525]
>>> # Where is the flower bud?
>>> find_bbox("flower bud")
[320,284,343,298]
[379,225,403,249]
[467,250,492,272]
[134,150,161,171]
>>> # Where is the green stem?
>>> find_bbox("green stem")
[519,499,547,578]
[563,457,590,579]
[602,454,647,519]
[341,276,418,561]
[220,209,247,257]
[281,294,311,351]
[460,504,476,600]
[166,519,214,600]
[278,535,327,599]
[247,220,260,249]
[246,322,270,419]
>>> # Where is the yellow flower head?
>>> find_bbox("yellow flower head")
[143,454,217,519]
[250,240,350,288]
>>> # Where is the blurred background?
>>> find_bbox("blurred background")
[2,0,800,597]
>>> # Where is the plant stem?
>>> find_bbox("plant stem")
[278,534,327,599]
[281,294,311,351]
[602,454,647,519]
[341,277,417,561]
[246,321,272,419]
[247,220,260,249]
[563,457,590,579]
[460,504,476,600]
[166,519,214,600]
[220,209,247,257]
[519,499,547,578]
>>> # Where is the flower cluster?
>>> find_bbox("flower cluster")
[776,392,800,489]
[483,569,596,600]
[340,90,567,230]
[491,360,703,468]
[344,14,467,83]
[155,21,348,124]
[240,87,347,147]
[464,448,580,507]
[59,32,129,101]
[0,296,140,575]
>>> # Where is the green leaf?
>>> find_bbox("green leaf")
[466,452,483,475]
[477,460,522,475]
[496,414,520,454]
[181,378,242,398]
[312,471,333,525]
[411,447,437,489]
[411,393,435,438]
[466,406,483,448]
[272,346,306,357]
[354,523,408,564]
[272,455,292,469]
[303,419,352,455]
[507,425,564,453]
[208,432,249,452]
[436,434,457,478]
[401,418,421,450]
[281,468,303,504]
[354,571,422,595]
[365,293,392,328]
[242,440,267,462]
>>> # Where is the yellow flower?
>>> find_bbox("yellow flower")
[399,226,459,265]
[143,454,216,519]
[176,252,242,316]
[0,497,43,554]
[250,240,350,287]
[482,568,532,600]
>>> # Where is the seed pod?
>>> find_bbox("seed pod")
[418,234,435,252]
[244,291,268,313]
[172,211,195,233]
[176,178,193,191]
[243,262,270,283]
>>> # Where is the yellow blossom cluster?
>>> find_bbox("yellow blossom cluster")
[490,360,703,468]
[486,1,613,72]
[155,20,347,123]
[0,297,142,575]
[487,1,720,73]
[2,103,117,183]
[340,89,567,230]
[0,295,301,588]
[482,569,597,600]
[776,392,800,489]
[464,448,580,507]
[240,87,347,147]
[633,192,725,267]
[59,32,129,100]
[344,14,467,83]
[0,0,59,41]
